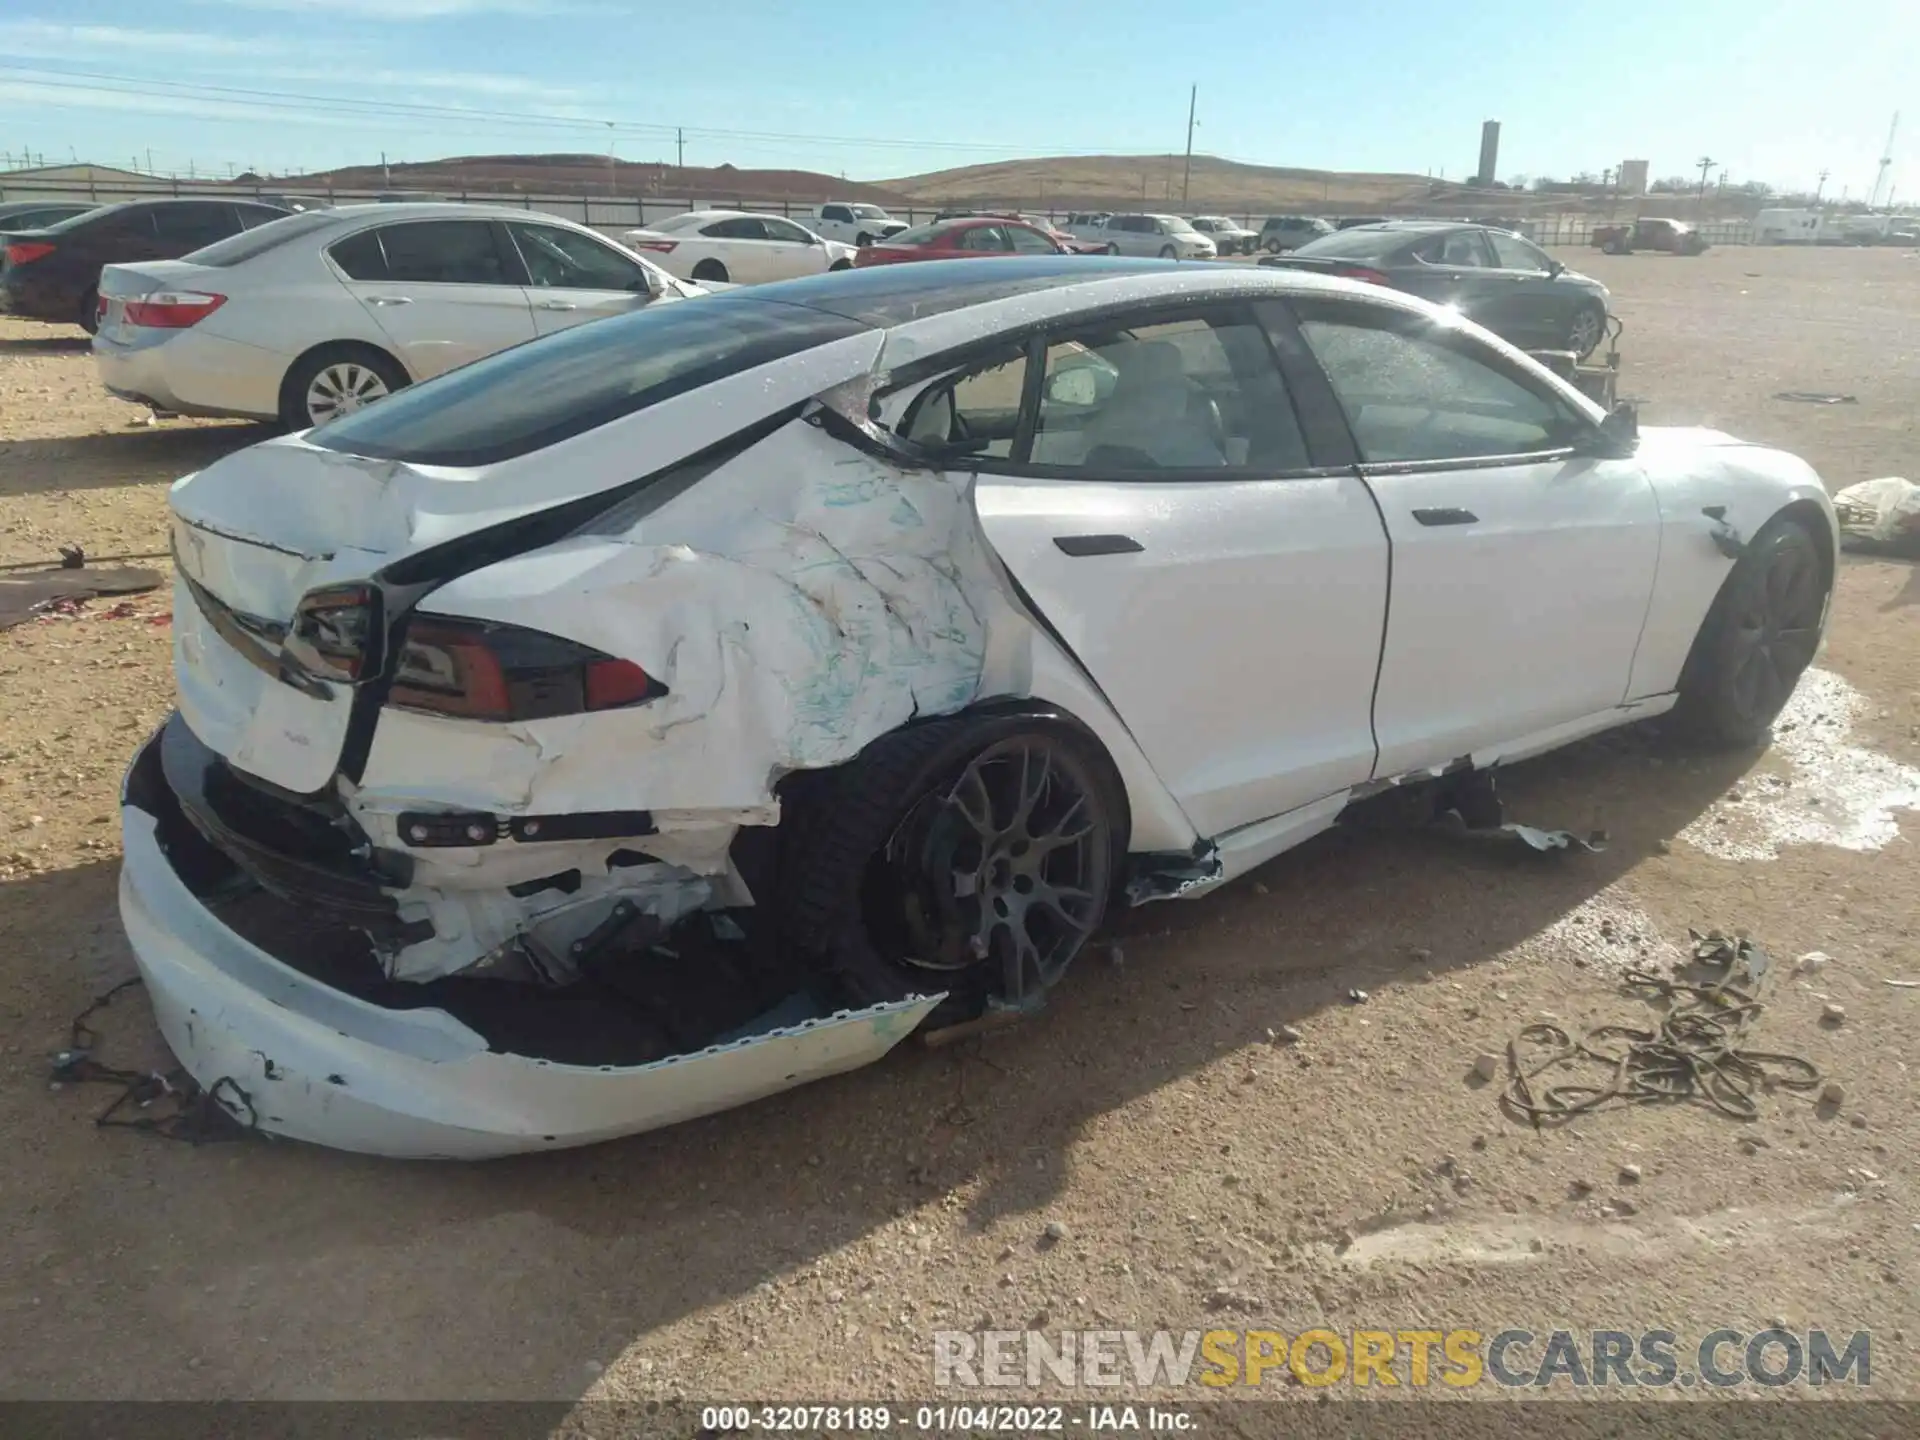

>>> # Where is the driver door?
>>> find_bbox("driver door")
[503,220,656,335]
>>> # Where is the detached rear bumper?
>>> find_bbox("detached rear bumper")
[117,723,940,1159]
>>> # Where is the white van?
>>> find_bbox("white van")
[1752,209,1825,244]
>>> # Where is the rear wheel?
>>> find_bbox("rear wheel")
[829,258,852,271]
[855,231,874,248]
[1104,242,1119,256]
[691,258,728,283]
[77,287,99,336]
[1158,244,1177,259]
[778,716,1122,1027]
[279,344,408,431]
[1670,516,1829,748]
[1265,239,1283,254]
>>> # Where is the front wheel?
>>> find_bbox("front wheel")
[829,258,852,271]
[855,231,873,248]
[777,716,1122,1027]
[1104,242,1119,256]
[1567,303,1606,360]
[1158,244,1176,259]
[1265,239,1283,254]
[1670,516,1829,748]
[280,344,409,431]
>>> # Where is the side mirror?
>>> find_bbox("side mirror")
[1576,401,1638,457]
[1545,258,1566,277]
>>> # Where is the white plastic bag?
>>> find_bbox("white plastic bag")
[1832,477,1920,547]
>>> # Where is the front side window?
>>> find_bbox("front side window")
[1297,305,1585,463]
[1485,230,1551,272]
[763,217,814,243]
[509,223,650,291]
[851,205,888,220]
[312,297,869,467]
[374,221,513,284]
[702,216,767,240]
[823,205,851,223]
[1006,225,1058,254]
[958,226,1011,253]
[1416,230,1494,268]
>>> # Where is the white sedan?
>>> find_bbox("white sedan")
[91,203,706,430]
[123,257,1835,1157]
[623,209,856,285]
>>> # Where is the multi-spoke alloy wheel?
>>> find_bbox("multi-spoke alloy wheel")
[306,362,391,424]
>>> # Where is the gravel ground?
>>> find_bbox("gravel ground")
[0,245,1916,1410]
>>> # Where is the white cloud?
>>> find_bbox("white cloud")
[190,0,580,16]
[0,20,288,57]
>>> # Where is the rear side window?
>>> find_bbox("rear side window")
[885,222,943,246]
[311,298,870,466]
[152,203,243,246]
[187,209,343,267]
[327,229,388,280]
[376,221,513,284]
[702,216,767,240]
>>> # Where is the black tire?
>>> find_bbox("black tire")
[1103,242,1119,256]
[1265,239,1283,254]
[829,258,852,271]
[855,231,874,248]
[278,343,409,431]
[691,258,728,283]
[777,715,1124,1027]
[1567,302,1607,360]
[1670,515,1829,749]
[77,287,99,336]
[1158,243,1177,259]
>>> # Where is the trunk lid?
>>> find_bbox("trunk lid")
[96,260,222,343]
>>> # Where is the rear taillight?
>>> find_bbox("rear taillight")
[283,583,382,685]
[389,616,665,722]
[4,241,54,266]
[96,294,108,324]
[626,238,678,253]
[123,290,226,328]
[1332,266,1392,286]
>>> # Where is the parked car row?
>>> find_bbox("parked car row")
[90,203,711,428]
[1261,219,1613,358]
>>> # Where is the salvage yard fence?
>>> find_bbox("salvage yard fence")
[0,174,1759,249]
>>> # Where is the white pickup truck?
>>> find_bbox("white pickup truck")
[807,202,909,246]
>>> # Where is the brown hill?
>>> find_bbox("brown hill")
[885,153,1511,213]
[283,153,917,206]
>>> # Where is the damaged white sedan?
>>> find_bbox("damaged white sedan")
[120,257,1838,1157]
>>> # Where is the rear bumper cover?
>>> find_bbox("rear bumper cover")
[117,721,940,1158]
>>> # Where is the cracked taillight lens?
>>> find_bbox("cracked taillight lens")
[283,583,382,684]
[388,616,663,722]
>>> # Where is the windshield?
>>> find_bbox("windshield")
[851,205,890,219]
[311,297,868,467]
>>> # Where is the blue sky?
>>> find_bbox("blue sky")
[0,1,1912,198]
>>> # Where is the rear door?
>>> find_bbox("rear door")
[940,301,1390,838]
[761,215,828,278]
[696,215,770,281]
[502,220,655,333]
[329,218,536,379]
[1291,296,1661,776]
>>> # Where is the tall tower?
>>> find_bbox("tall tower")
[1474,120,1501,187]
[1869,112,1899,209]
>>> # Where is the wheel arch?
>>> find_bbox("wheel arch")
[276,338,412,423]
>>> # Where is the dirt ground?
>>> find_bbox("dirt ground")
[1,246,1917,1411]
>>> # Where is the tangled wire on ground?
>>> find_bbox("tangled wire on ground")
[49,977,255,1143]
[1501,931,1824,1128]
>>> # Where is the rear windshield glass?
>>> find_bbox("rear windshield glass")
[1291,227,1408,258]
[185,209,342,266]
[42,204,127,234]
[884,222,943,246]
[311,297,869,467]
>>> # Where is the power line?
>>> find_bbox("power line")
[0,63,1093,159]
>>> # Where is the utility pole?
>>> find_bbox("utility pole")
[1180,83,1196,207]
[1816,168,1830,202]
[145,147,153,175]
[676,127,684,170]
[606,121,616,195]
[1695,155,1715,213]
[381,151,390,188]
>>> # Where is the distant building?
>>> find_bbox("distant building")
[0,161,153,202]
[1474,121,1501,188]
[1618,159,1650,196]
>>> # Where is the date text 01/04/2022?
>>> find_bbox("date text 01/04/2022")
[696,1403,1197,1431]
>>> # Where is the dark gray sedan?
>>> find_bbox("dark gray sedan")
[1260,221,1612,358]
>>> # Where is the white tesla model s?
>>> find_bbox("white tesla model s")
[122,257,1837,1157]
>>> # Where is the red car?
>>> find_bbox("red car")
[852,215,1073,267]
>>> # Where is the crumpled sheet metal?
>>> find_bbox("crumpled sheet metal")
[1833,477,1920,550]
[1451,821,1610,853]
[365,418,1027,820]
